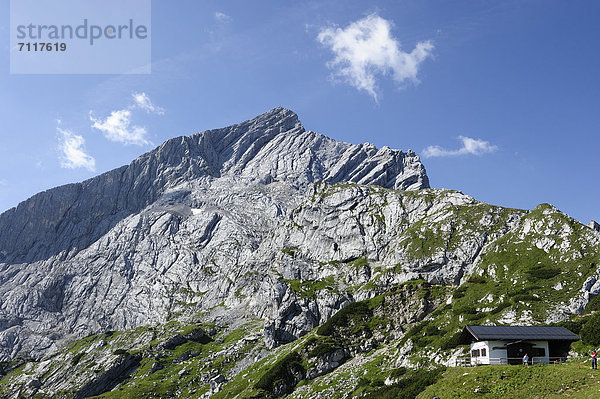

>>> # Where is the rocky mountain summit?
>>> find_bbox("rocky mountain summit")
[0,107,429,362]
[1,108,599,398]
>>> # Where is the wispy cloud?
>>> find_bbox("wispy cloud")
[423,136,498,158]
[132,92,165,115]
[57,122,96,171]
[214,12,231,23]
[90,109,150,146]
[0,179,7,187]
[317,14,434,101]
[90,92,164,146]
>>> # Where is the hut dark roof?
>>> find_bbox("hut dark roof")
[459,325,579,344]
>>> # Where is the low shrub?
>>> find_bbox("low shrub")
[423,325,439,336]
[490,302,511,314]
[402,323,425,342]
[466,312,488,321]
[467,277,486,284]
[255,351,304,393]
[282,247,297,257]
[440,332,462,350]
[307,341,340,358]
[453,286,467,299]
[389,367,407,378]
[453,305,477,315]
[580,314,600,346]
[512,293,539,302]
[552,317,587,335]
[317,301,371,337]
[526,265,560,280]
[71,353,84,366]
[586,294,600,313]
[349,257,369,268]
[356,367,446,399]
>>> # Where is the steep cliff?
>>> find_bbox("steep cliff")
[0,108,429,361]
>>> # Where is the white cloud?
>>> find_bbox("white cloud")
[90,109,150,146]
[57,124,96,171]
[0,179,7,186]
[214,12,231,22]
[132,92,165,115]
[91,92,163,146]
[423,136,498,158]
[317,14,434,101]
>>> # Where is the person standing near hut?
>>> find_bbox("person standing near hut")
[592,351,597,370]
[523,353,529,366]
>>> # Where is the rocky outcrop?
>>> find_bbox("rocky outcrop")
[73,352,141,399]
[0,108,429,362]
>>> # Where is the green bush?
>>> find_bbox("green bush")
[512,293,539,302]
[400,279,428,288]
[402,323,425,342]
[356,367,446,399]
[71,353,84,366]
[467,277,486,284]
[423,325,439,336]
[349,257,369,268]
[412,335,431,348]
[357,377,370,387]
[370,379,385,387]
[112,349,129,356]
[453,305,477,315]
[586,295,600,312]
[307,341,340,358]
[453,286,467,299]
[282,247,297,257]
[440,331,462,350]
[466,312,488,321]
[255,351,304,393]
[526,265,560,280]
[389,367,407,378]
[490,302,511,314]
[317,301,371,336]
[580,314,600,346]
[552,317,587,335]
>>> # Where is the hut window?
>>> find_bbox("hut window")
[531,347,545,357]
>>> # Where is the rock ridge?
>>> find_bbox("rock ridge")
[0,108,429,360]
[0,107,427,265]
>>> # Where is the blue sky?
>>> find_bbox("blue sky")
[1,0,599,224]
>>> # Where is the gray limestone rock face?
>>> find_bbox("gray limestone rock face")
[0,107,594,365]
[0,108,430,361]
[0,107,428,267]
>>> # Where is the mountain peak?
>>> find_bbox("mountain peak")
[257,106,299,122]
[0,108,428,267]
[232,106,301,133]
[143,107,428,191]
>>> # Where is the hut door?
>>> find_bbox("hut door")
[506,342,533,365]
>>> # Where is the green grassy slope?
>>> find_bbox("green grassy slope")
[418,363,600,399]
